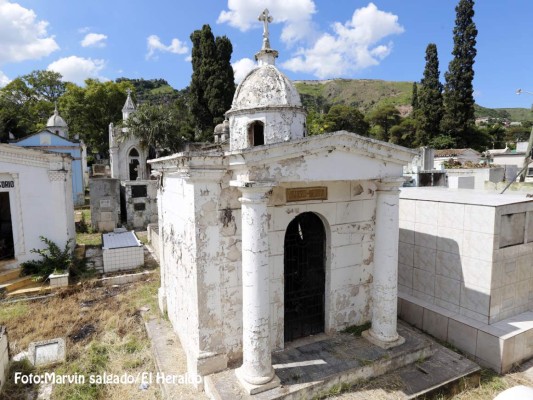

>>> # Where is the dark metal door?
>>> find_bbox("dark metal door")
[284,212,325,342]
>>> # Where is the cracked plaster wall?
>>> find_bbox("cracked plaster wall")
[121,180,158,229]
[160,175,379,374]
[229,109,305,151]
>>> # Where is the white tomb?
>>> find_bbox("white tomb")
[150,12,415,394]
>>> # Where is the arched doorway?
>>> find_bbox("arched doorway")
[284,212,326,342]
[248,121,264,147]
[128,148,140,180]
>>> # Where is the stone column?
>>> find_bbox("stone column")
[230,181,280,395]
[363,178,405,349]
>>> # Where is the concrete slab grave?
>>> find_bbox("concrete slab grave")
[102,230,143,273]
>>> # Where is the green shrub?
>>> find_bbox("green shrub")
[20,236,73,281]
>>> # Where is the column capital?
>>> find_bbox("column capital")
[230,180,276,203]
[376,177,405,192]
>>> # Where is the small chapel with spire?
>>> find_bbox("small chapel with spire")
[109,89,149,181]
[105,90,158,230]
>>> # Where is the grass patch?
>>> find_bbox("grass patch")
[341,322,371,337]
[1,269,162,399]
[0,301,29,320]
[76,233,102,247]
[1,359,37,400]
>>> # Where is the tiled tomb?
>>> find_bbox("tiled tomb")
[102,230,144,273]
[398,187,533,372]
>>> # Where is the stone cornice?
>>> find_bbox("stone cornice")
[0,144,70,170]
[148,150,228,173]
[226,130,416,167]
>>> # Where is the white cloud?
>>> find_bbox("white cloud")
[81,33,107,48]
[232,58,256,83]
[0,70,10,87]
[282,3,404,79]
[78,26,90,34]
[217,0,316,45]
[0,0,59,64]
[47,56,106,85]
[146,35,188,60]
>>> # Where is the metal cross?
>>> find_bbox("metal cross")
[258,9,273,49]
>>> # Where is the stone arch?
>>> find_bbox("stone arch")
[283,211,328,342]
[128,147,140,180]
[247,120,265,147]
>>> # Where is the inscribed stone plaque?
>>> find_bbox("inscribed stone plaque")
[100,199,111,208]
[286,187,327,202]
[28,338,66,366]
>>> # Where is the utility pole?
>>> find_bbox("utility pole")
[516,89,533,182]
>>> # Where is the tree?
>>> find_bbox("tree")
[124,100,194,155]
[390,117,418,147]
[189,25,235,140]
[441,0,478,147]
[60,79,133,156]
[367,104,401,142]
[417,43,444,145]
[325,105,369,136]
[411,82,419,111]
[0,70,66,140]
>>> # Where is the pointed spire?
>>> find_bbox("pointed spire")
[122,89,136,121]
[54,101,59,116]
[255,9,278,66]
[122,88,136,113]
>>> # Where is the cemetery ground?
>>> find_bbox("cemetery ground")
[0,210,531,399]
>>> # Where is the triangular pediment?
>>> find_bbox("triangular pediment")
[227,131,416,182]
[12,130,78,146]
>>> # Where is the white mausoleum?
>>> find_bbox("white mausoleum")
[0,144,75,267]
[150,12,415,394]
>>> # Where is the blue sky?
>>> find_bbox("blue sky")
[0,0,532,109]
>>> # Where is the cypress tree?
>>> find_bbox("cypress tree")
[441,0,478,147]
[411,82,419,111]
[417,43,444,145]
[189,25,235,139]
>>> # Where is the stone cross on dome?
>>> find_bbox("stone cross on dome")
[258,9,273,50]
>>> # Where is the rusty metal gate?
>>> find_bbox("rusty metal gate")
[284,212,326,342]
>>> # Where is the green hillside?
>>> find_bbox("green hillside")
[116,77,184,105]
[293,78,532,121]
[294,79,413,113]
[497,107,533,122]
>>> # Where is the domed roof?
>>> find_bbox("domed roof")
[214,119,230,134]
[230,64,302,111]
[47,106,67,128]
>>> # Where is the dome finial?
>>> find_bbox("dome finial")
[258,9,273,50]
[255,9,278,66]
[54,101,59,116]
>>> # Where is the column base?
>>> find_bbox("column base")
[362,329,405,349]
[235,367,280,395]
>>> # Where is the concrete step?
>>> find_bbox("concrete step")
[204,323,480,400]
[0,267,21,284]
[330,344,480,399]
[0,275,35,294]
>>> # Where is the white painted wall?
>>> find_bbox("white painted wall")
[159,176,378,377]
[0,147,75,265]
